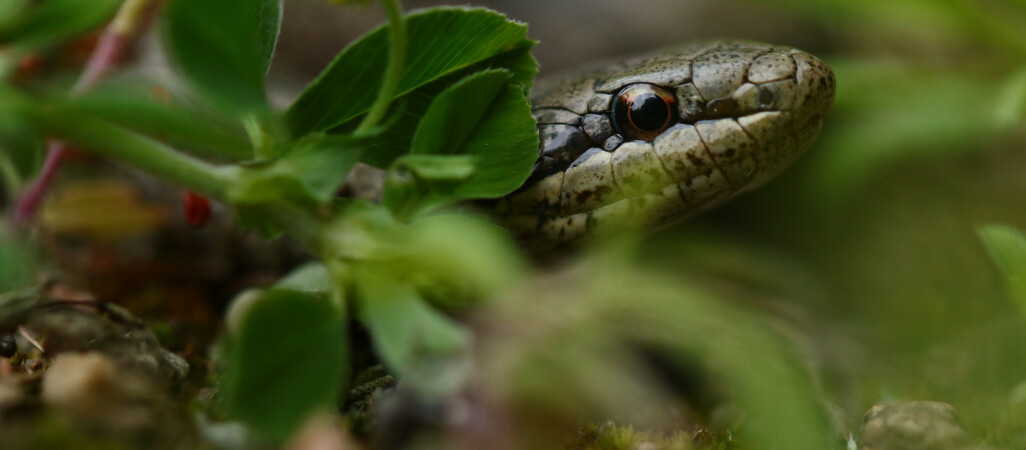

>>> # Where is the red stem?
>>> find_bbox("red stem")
[11,7,143,225]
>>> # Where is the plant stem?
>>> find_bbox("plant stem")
[28,109,235,199]
[354,0,405,136]
[243,113,274,160]
[12,0,157,224]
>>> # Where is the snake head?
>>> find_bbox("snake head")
[499,41,835,246]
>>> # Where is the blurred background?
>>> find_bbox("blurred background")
[263,0,1026,444]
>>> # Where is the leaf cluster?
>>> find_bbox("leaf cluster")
[1,0,539,442]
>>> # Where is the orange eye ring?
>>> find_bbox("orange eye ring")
[611,83,678,141]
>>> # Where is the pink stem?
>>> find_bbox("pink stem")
[11,27,129,225]
[12,140,67,223]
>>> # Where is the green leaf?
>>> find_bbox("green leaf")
[397,154,476,181]
[286,7,535,137]
[381,155,473,220]
[231,134,365,208]
[222,288,346,442]
[0,0,120,50]
[355,267,470,386]
[274,262,332,295]
[229,135,365,237]
[164,0,282,111]
[489,44,538,94]
[68,87,253,162]
[403,214,526,307]
[352,45,536,169]
[411,69,508,156]
[380,70,537,218]
[978,224,1026,316]
[410,69,537,198]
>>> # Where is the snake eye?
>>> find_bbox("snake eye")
[612,83,678,141]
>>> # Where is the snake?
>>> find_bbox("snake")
[480,40,835,246]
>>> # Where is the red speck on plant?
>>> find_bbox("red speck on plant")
[182,191,211,227]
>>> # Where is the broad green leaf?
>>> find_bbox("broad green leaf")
[978,224,1026,316]
[0,0,120,50]
[286,7,535,137]
[410,69,537,198]
[494,44,539,94]
[164,0,282,111]
[355,267,470,384]
[403,214,526,307]
[274,262,332,295]
[381,154,476,219]
[379,69,537,218]
[411,69,509,156]
[230,135,365,236]
[348,44,537,168]
[222,288,346,442]
[231,134,365,207]
[69,87,252,162]
[397,154,476,181]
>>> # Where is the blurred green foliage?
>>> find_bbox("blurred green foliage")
[0,225,34,292]
[979,224,1026,316]
[687,0,1026,446]
[0,0,121,51]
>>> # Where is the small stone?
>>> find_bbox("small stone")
[860,401,969,450]
[41,352,117,410]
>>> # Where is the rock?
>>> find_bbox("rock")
[40,352,198,447]
[41,352,120,410]
[25,303,188,384]
[860,401,970,450]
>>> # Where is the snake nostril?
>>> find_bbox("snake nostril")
[757,87,775,108]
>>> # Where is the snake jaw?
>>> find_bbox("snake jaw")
[496,41,835,248]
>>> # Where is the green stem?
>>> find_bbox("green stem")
[354,0,405,135]
[29,108,234,198]
[243,113,273,160]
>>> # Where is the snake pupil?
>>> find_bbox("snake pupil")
[630,93,670,131]
[612,83,678,141]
